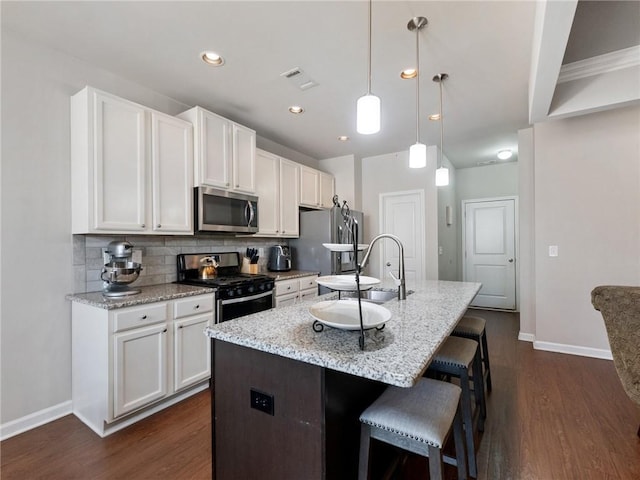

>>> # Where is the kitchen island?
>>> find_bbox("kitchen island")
[206,280,481,479]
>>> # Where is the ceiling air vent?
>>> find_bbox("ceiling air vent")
[477,160,497,166]
[280,67,318,91]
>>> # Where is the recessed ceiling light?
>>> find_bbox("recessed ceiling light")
[338,135,349,141]
[400,68,417,79]
[288,105,304,114]
[497,149,513,160]
[201,51,224,66]
[428,113,441,121]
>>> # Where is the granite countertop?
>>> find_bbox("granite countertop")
[265,270,319,281]
[67,283,215,309]
[206,280,481,388]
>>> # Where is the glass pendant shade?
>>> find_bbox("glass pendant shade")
[435,166,450,186]
[356,94,380,134]
[409,142,427,168]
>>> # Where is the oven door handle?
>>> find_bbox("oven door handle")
[220,290,273,305]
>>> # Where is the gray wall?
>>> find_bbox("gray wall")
[437,154,458,281]
[531,105,640,355]
[0,29,306,430]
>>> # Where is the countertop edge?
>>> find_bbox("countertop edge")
[67,284,216,309]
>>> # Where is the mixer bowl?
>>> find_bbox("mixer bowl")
[101,261,142,285]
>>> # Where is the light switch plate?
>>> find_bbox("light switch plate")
[548,245,558,257]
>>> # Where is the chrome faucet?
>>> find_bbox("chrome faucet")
[359,234,407,300]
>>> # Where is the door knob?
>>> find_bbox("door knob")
[386,262,391,267]
[508,258,514,263]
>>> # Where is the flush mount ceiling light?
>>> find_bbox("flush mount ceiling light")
[200,51,224,66]
[407,16,428,169]
[288,105,304,114]
[356,0,381,135]
[400,68,417,79]
[338,135,350,141]
[497,149,513,160]
[434,73,450,186]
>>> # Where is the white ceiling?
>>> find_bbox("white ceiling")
[2,1,630,169]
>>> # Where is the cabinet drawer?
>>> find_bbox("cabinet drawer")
[299,276,317,291]
[275,279,299,297]
[299,288,317,302]
[113,303,168,332]
[275,292,298,308]
[174,294,214,319]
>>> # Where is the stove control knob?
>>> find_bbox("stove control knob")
[248,286,255,293]
[258,283,265,291]
[227,290,235,297]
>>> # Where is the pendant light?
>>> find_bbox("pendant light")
[407,17,428,169]
[356,0,380,134]
[434,73,450,186]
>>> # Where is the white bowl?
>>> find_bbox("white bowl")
[309,300,391,331]
[316,275,380,291]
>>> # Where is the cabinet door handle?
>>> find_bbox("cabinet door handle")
[156,224,161,228]
[194,304,200,310]
[141,315,147,320]
[225,182,230,187]
[162,328,167,333]
[178,325,184,329]
[236,184,240,188]
[141,224,146,228]
[287,286,291,290]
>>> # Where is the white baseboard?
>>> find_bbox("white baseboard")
[0,400,72,441]
[518,332,535,342]
[533,340,613,360]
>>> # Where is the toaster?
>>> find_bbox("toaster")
[268,245,292,272]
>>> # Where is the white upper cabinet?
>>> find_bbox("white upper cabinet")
[319,171,335,208]
[254,149,299,237]
[71,87,193,235]
[178,106,256,194]
[150,112,194,233]
[299,165,335,209]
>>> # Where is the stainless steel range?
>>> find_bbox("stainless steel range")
[177,252,274,323]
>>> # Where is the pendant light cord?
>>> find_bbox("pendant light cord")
[366,0,372,95]
[415,25,420,144]
[438,76,443,168]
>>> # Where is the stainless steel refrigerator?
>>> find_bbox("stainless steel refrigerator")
[290,207,364,294]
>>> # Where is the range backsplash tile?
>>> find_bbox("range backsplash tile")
[73,234,288,294]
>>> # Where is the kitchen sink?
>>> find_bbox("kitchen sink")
[341,289,410,305]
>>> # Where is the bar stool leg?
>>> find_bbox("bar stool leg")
[452,405,468,480]
[481,331,492,392]
[459,367,478,478]
[427,445,444,480]
[358,424,371,480]
[472,349,487,432]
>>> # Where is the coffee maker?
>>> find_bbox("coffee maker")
[267,245,292,272]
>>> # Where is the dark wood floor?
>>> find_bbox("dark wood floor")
[2,309,639,479]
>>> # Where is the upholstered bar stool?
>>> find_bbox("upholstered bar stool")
[358,378,467,480]
[452,315,492,393]
[426,336,486,478]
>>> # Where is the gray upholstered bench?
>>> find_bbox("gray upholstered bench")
[452,314,493,393]
[426,336,486,478]
[358,378,467,480]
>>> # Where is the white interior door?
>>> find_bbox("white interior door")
[379,190,425,285]
[463,198,516,309]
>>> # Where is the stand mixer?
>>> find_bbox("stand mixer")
[101,241,143,297]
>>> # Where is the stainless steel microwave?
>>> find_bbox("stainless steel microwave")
[194,187,258,234]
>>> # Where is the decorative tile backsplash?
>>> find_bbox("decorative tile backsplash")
[72,234,286,293]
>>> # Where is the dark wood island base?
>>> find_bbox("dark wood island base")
[212,339,388,479]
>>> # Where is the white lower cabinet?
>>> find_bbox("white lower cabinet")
[71,293,213,437]
[274,275,318,308]
[174,314,211,391]
[113,323,168,418]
